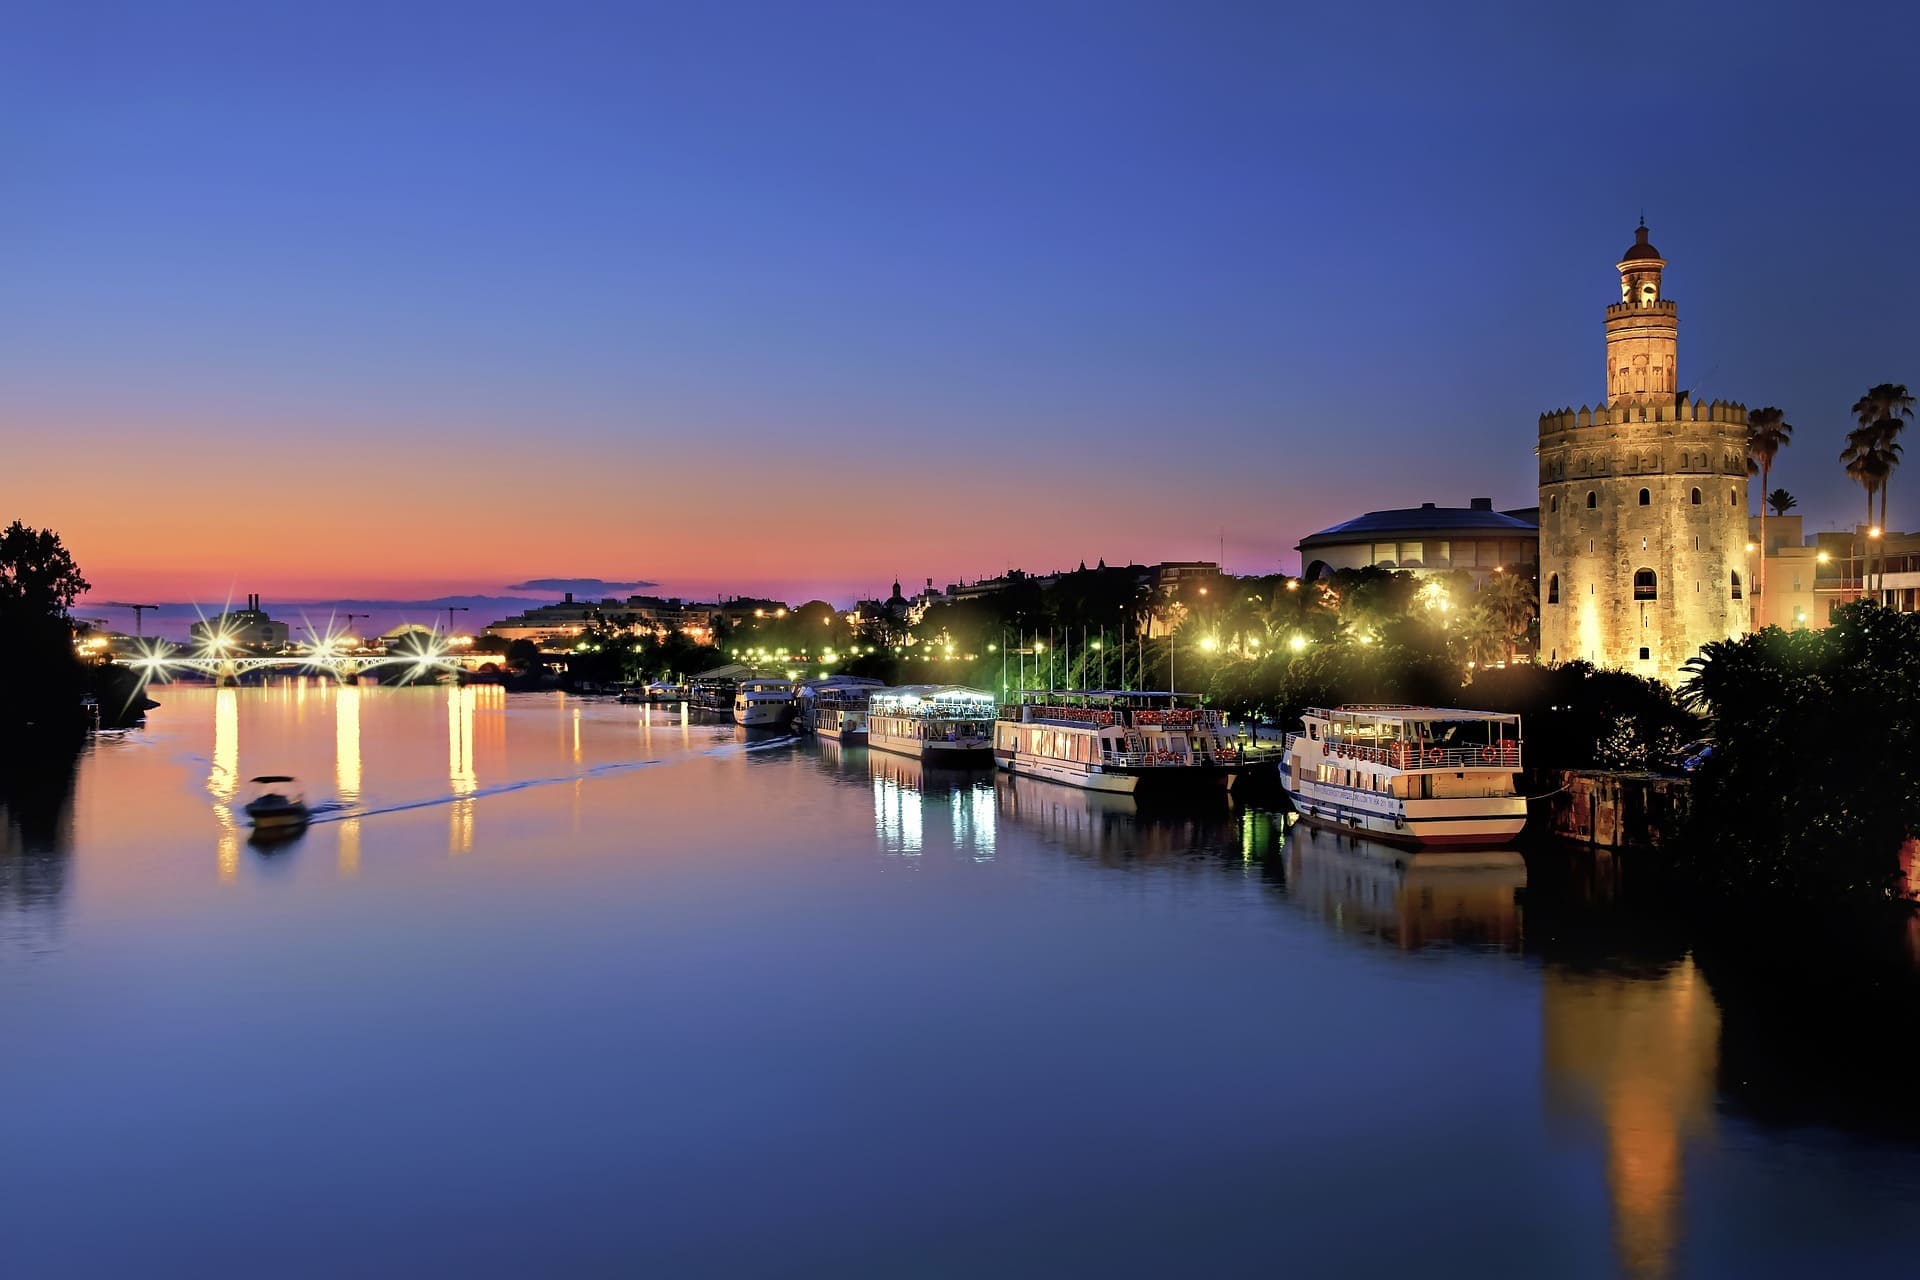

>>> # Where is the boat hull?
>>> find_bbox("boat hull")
[997,751,1238,797]
[1280,779,1527,848]
[734,704,793,727]
[869,731,992,763]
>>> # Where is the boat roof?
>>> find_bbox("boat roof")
[1310,704,1519,723]
[1015,688,1205,700]
[872,684,997,703]
[249,775,299,783]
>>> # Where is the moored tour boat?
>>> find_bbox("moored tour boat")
[867,686,996,762]
[993,689,1242,796]
[733,677,796,728]
[1279,705,1528,847]
[796,676,883,744]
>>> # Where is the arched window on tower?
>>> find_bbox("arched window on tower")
[1550,495,1559,513]
[1634,569,1658,601]
[1731,488,1739,506]
[1690,487,1702,505]
[1731,571,1744,600]
[1639,488,1651,505]
[1547,574,1559,605]
[1586,491,1598,509]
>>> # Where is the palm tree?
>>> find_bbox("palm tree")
[1456,604,1507,669]
[1745,406,1793,601]
[1478,571,1537,662]
[1850,383,1914,591]
[1766,488,1797,516]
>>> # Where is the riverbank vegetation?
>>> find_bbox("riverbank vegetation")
[1677,602,1920,903]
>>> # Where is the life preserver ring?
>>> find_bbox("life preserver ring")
[1425,747,1442,764]
[1481,745,1496,762]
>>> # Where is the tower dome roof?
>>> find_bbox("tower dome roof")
[1621,221,1662,262]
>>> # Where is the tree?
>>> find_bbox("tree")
[1477,571,1538,662]
[0,522,92,732]
[1745,406,1794,600]
[1841,426,1901,597]
[1678,603,1920,902]
[0,522,89,621]
[1767,488,1797,517]
[1848,383,1914,593]
[1455,604,1508,668]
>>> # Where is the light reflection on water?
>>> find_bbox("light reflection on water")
[3,687,1919,1278]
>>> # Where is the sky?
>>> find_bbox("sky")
[5,1,1918,625]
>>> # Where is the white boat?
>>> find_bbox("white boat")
[241,775,310,831]
[992,690,1242,796]
[867,685,996,762]
[733,677,795,728]
[795,676,883,743]
[1279,705,1528,847]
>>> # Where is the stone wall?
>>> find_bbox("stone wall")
[1548,770,1692,848]
[1538,394,1752,684]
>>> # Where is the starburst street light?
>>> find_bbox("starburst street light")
[1288,634,1308,653]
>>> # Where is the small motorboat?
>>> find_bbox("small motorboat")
[242,775,311,831]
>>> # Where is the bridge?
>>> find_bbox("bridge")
[112,644,501,684]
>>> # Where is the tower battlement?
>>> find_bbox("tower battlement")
[1604,299,1677,321]
[1538,395,1749,436]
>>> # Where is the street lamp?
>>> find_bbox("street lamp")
[1288,634,1307,653]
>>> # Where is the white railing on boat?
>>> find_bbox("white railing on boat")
[1317,741,1521,770]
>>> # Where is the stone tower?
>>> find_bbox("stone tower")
[1537,223,1751,684]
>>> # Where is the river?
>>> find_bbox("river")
[3,685,1918,1277]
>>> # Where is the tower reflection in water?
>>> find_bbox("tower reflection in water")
[869,751,994,861]
[336,684,361,876]
[1543,954,1717,1280]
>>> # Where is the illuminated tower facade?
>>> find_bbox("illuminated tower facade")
[1537,223,1751,683]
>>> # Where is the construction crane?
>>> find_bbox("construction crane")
[105,602,161,636]
[445,605,470,634]
[341,612,370,645]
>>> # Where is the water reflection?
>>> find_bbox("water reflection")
[210,687,240,879]
[449,686,476,856]
[1285,829,1528,951]
[336,685,362,876]
[868,752,995,860]
[1543,958,1718,1280]
[992,773,1240,866]
[0,736,81,940]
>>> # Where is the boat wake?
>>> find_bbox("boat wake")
[196,733,801,828]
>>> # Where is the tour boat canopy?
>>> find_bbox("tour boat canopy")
[871,685,997,716]
[1306,704,1522,743]
[1012,689,1206,702]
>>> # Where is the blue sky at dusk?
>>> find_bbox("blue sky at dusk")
[4,1,1917,613]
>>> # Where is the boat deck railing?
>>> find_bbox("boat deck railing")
[1312,740,1522,771]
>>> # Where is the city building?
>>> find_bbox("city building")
[1536,223,1752,683]
[1811,526,1920,617]
[1297,500,1538,584]
[189,594,290,652]
[1748,513,1822,630]
[483,592,743,646]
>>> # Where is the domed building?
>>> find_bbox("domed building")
[1297,498,1539,584]
[1536,223,1751,683]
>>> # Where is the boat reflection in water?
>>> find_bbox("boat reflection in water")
[868,748,996,862]
[1284,824,1528,952]
[992,772,1241,866]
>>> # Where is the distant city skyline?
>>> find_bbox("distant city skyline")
[7,4,1917,606]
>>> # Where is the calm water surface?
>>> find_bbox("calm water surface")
[4,686,1918,1277]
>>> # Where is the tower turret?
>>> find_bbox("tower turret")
[1605,221,1678,402]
